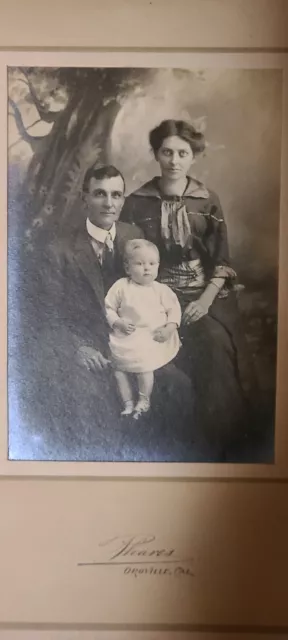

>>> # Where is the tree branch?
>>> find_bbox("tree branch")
[8,117,43,150]
[8,138,23,151]
[18,67,63,124]
[15,77,30,89]
[8,97,47,151]
[26,118,42,130]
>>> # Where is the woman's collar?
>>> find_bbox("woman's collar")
[184,176,210,198]
[131,176,209,199]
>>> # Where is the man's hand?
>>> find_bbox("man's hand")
[153,322,177,342]
[77,346,110,372]
[113,318,136,334]
[182,300,208,325]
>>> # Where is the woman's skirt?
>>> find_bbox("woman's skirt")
[174,289,257,454]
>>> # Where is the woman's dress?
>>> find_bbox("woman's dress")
[121,176,255,456]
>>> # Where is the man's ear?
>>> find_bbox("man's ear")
[119,195,125,210]
[82,193,89,209]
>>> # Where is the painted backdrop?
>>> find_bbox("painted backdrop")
[7,67,282,460]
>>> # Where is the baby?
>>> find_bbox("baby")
[105,239,181,419]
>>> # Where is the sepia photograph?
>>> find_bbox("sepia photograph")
[7,62,282,463]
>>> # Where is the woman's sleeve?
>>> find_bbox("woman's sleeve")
[105,281,123,328]
[208,191,237,284]
[160,285,182,327]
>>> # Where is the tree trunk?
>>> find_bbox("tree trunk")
[20,96,121,244]
[12,67,149,241]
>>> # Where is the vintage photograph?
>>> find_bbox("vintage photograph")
[7,65,282,463]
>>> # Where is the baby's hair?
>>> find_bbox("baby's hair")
[124,239,160,265]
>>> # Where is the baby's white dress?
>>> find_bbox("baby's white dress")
[105,278,181,373]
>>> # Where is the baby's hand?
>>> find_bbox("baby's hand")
[114,318,136,334]
[153,323,177,343]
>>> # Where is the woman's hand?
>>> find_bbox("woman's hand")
[153,322,177,342]
[182,300,208,324]
[77,346,110,371]
[113,318,136,334]
[182,279,225,325]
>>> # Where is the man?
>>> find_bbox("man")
[14,165,193,461]
[66,164,144,375]
[40,165,144,459]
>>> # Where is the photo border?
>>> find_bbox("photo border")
[1,50,287,479]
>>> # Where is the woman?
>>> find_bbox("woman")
[121,119,256,459]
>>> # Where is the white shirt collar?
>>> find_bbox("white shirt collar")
[86,218,116,244]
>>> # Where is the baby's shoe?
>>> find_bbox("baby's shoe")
[133,395,150,420]
[121,401,134,416]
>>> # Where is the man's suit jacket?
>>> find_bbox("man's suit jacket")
[10,221,144,459]
[48,220,144,358]
[13,220,194,461]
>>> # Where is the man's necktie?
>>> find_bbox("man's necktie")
[104,231,114,253]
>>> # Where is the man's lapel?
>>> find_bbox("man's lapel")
[73,223,130,305]
[114,223,127,275]
[74,230,105,309]
[114,221,134,256]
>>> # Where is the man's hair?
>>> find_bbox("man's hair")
[82,164,125,193]
[124,239,160,265]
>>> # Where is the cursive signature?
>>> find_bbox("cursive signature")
[99,534,176,561]
[78,534,194,576]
